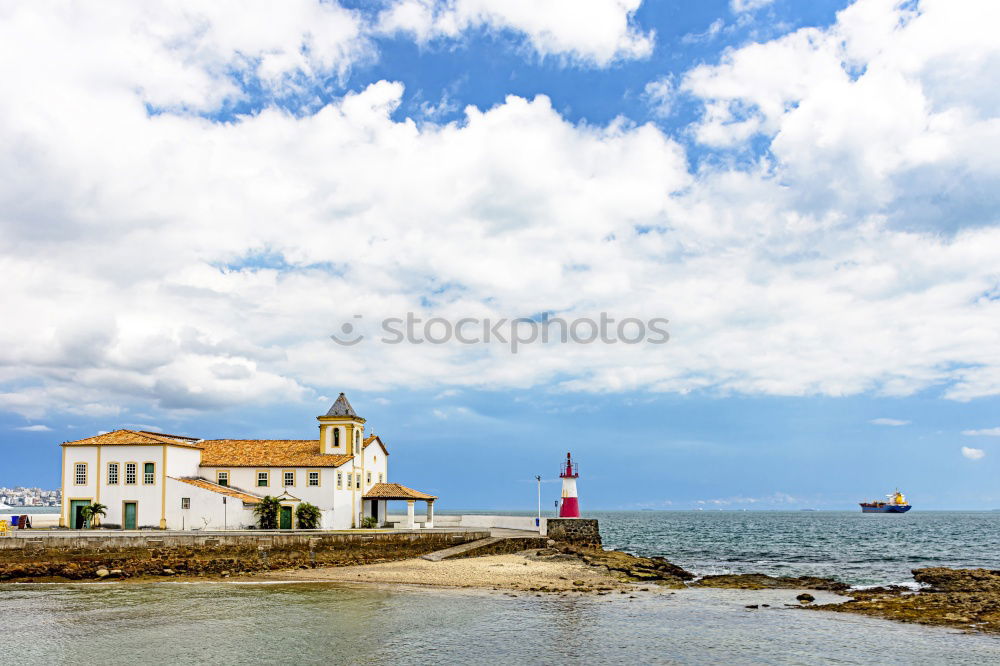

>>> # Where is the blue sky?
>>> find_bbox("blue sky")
[1,0,999,509]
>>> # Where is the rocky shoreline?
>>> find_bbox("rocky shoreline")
[3,540,999,635]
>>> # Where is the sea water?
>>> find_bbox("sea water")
[1,582,998,664]
[595,510,1000,586]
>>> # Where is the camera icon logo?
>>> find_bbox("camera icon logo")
[330,315,364,346]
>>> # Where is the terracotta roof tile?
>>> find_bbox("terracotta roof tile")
[199,439,354,468]
[363,434,390,455]
[172,477,262,504]
[61,429,204,450]
[363,483,437,500]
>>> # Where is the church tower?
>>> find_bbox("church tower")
[318,392,365,456]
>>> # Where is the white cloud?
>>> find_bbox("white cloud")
[377,0,654,66]
[871,418,910,426]
[0,1,371,114]
[961,446,986,460]
[0,0,1000,420]
[14,424,52,432]
[643,75,675,117]
[962,427,1000,437]
[730,0,776,13]
[681,18,725,45]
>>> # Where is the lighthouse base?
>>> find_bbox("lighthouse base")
[546,518,601,547]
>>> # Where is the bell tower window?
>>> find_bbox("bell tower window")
[333,427,340,448]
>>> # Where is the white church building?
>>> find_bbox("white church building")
[59,394,437,531]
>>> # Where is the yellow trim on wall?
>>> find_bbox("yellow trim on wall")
[95,446,102,503]
[159,444,167,529]
[59,445,66,527]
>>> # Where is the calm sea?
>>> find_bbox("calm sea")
[3,582,999,665]
[595,510,1000,587]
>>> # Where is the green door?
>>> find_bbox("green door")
[279,505,293,529]
[70,500,90,529]
[123,502,137,530]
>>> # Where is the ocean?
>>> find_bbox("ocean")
[2,510,999,664]
[596,510,1000,587]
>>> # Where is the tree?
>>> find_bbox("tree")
[253,496,281,529]
[80,502,107,529]
[295,502,322,529]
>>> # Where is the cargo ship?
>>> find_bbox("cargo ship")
[859,489,911,513]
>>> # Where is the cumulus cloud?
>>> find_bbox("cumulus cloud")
[377,0,654,65]
[643,75,675,117]
[961,446,986,460]
[730,0,776,13]
[871,418,910,426]
[0,1,370,114]
[962,427,1000,437]
[0,0,999,420]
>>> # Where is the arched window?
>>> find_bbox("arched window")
[333,427,340,448]
[354,430,360,454]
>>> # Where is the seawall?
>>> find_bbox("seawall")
[0,530,489,581]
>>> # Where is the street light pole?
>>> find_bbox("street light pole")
[535,475,541,528]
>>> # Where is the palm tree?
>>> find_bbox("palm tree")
[253,496,281,529]
[295,502,321,529]
[80,502,107,529]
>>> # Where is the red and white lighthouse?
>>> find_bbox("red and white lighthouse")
[558,452,580,518]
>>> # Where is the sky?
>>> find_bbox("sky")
[1,0,999,510]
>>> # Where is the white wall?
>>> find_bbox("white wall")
[386,514,546,534]
[165,478,255,530]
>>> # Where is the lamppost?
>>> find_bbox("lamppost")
[535,475,542,528]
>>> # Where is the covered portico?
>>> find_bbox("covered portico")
[363,483,437,528]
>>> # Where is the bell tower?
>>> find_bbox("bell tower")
[317,392,365,455]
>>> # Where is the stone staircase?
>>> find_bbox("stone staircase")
[419,537,503,561]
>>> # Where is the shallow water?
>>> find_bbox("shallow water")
[1,582,997,665]
[595,510,1000,586]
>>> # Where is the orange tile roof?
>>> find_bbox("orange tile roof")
[363,483,437,500]
[171,477,262,504]
[61,429,204,450]
[199,439,354,468]
[363,434,389,455]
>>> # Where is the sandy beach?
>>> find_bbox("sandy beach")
[251,552,637,593]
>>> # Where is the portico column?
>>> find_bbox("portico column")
[425,500,434,528]
[405,500,415,528]
[379,500,387,527]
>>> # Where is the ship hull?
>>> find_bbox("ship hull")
[860,504,911,513]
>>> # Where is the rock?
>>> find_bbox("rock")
[745,604,759,609]
[696,574,848,592]
[95,568,110,578]
[546,540,556,546]
[796,593,815,604]
[912,567,1000,593]
[109,569,122,577]
[572,580,586,586]
[162,568,175,575]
